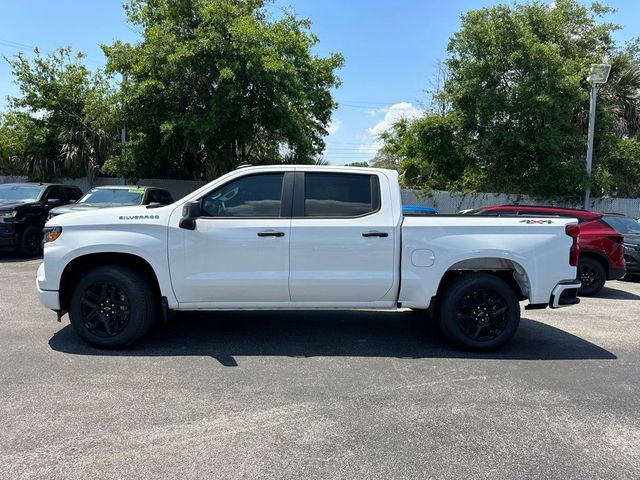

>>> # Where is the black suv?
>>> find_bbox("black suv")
[600,214,640,276]
[0,183,83,257]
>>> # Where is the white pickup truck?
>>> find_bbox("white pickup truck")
[37,165,581,351]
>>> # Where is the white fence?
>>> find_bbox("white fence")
[401,189,640,217]
[2,175,639,216]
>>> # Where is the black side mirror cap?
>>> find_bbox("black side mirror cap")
[179,201,202,230]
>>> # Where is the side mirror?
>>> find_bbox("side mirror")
[47,198,62,207]
[179,201,202,230]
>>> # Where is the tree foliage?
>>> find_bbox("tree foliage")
[102,0,344,180]
[380,0,640,199]
[1,48,118,181]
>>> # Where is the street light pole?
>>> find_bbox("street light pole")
[582,63,611,211]
[583,84,597,210]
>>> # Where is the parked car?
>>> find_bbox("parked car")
[38,166,581,351]
[599,214,640,276]
[0,183,83,257]
[402,205,437,216]
[48,185,174,219]
[460,205,626,296]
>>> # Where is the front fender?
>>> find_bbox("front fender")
[39,224,176,307]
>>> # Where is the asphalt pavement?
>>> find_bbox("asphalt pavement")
[1,255,639,479]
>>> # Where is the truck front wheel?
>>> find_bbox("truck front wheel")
[68,266,156,349]
[438,273,520,351]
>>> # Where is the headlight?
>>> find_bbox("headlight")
[0,210,17,218]
[43,226,63,243]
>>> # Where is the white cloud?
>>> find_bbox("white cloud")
[359,102,423,153]
[326,118,342,135]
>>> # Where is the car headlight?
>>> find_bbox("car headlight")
[43,226,63,243]
[0,210,17,219]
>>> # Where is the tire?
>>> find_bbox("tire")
[69,266,156,349]
[18,225,42,257]
[438,273,520,351]
[577,257,606,297]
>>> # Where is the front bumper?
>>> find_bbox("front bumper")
[36,262,60,310]
[0,222,18,249]
[549,281,581,308]
[608,266,627,280]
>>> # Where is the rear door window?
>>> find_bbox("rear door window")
[302,173,379,217]
[45,187,64,202]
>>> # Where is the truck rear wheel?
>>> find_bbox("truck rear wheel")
[68,266,156,349]
[438,273,520,351]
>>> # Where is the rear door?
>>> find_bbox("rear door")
[288,171,396,303]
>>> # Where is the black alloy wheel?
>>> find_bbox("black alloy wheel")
[19,225,42,257]
[438,273,520,351]
[455,288,510,342]
[576,257,606,297]
[69,266,156,348]
[80,282,130,338]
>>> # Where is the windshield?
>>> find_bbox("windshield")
[0,185,44,202]
[603,216,640,234]
[79,188,144,206]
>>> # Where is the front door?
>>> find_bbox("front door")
[168,172,292,305]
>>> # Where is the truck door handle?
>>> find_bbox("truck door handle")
[257,230,285,238]
[362,231,389,238]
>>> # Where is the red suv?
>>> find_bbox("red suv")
[461,205,626,296]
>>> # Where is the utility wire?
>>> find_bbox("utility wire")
[0,38,105,67]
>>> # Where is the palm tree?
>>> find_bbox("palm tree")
[599,55,640,138]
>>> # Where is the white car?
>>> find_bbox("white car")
[37,165,581,351]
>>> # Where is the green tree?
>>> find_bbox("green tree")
[344,161,369,167]
[4,48,119,181]
[103,0,344,180]
[381,0,640,198]
[0,112,45,176]
[444,0,619,197]
[379,114,473,190]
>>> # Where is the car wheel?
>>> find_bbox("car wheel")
[577,258,606,297]
[438,273,520,351]
[19,225,43,257]
[69,266,156,349]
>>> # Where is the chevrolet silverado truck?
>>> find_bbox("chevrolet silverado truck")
[37,166,581,351]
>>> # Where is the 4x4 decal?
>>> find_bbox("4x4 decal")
[519,219,554,224]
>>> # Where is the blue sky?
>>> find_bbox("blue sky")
[1,0,639,165]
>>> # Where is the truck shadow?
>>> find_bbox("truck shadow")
[48,310,616,365]
[595,286,640,300]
